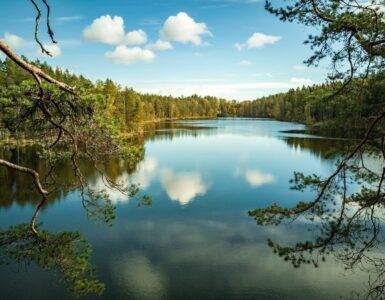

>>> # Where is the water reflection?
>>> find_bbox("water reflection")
[106,218,368,299]
[1,118,377,299]
[160,169,208,205]
[144,120,218,142]
[131,156,158,189]
[0,143,145,209]
[0,224,105,297]
[111,253,167,300]
[244,169,276,188]
[281,136,351,159]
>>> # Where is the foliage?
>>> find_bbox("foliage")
[0,224,105,297]
[0,57,233,141]
[2,57,385,140]
[235,74,385,137]
[248,1,385,297]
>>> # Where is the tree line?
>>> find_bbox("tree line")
[0,57,236,139]
[1,57,384,139]
[235,75,385,136]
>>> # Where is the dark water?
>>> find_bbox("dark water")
[0,118,369,299]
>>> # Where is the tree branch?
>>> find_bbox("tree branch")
[0,41,75,94]
[0,158,48,195]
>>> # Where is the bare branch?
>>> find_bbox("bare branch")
[29,0,50,56]
[41,0,57,44]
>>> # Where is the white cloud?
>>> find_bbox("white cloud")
[38,43,62,57]
[247,33,281,49]
[83,15,125,45]
[160,170,208,205]
[160,12,211,45]
[236,32,281,50]
[238,60,252,67]
[2,32,24,49]
[106,45,155,65]
[146,39,173,51]
[245,169,275,187]
[125,29,147,46]
[290,77,313,85]
[83,15,153,65]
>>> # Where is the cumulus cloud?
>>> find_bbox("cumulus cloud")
[290,77,313,85]
[146,39,173,51]
[83,15,159,65]
[125,29,148,46]
[160,170,208,205]
[244,169,276,187]
[238,60,252,67]
[236,32,281,50]
[38,43,62,57]
[106,45,155,65]
[2,32,24,49]
[160,12,211,45]
[83,16,149,46]
[84,13,210,64]
[83,15,125,45]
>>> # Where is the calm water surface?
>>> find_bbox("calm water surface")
[0,118,368,299]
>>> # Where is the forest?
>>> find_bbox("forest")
[235,74,385,136]
[0,57,233,141]
[1,0,385,298]
[2,57,384,141]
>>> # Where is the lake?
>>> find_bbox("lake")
[0,118,372,299]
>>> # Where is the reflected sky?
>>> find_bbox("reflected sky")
[242,168,276,187]
[0,118,366,299]
[160,169,208,205]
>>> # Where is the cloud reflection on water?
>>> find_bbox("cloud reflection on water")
[95,155,209,205]
[160,169,208,205]
[108,217,368,299]
[244,169,276,187]
[131,156,158,189]
[111,253,167,299]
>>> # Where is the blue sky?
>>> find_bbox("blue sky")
[0,0,328,100]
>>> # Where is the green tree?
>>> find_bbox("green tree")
[251,1,385,297]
